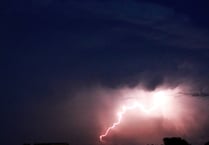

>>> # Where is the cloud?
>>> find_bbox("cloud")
[71,0,209,50]
[2,0,209,51]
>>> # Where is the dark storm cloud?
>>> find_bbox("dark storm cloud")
[2,0,208,88]
[68,0,209,50]
[62,0,209,90]
[2,0,209,51]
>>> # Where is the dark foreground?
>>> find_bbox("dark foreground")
[23,137,209,145]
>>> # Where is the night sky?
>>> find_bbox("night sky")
[1,0,209,145]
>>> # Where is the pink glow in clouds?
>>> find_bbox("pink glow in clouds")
[99,86,209,144]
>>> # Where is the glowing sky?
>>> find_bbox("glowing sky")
[98,85,209,145]
[100,89,179,141]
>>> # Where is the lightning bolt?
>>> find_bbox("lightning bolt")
[99,91,170,142]
[99,102,161,142]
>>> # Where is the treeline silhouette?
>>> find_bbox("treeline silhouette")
[23,137,209,145]
[23,143,69,145]
[163,137,209,145]
[163,137,190,145]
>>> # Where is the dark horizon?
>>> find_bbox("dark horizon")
[22,137,209,145]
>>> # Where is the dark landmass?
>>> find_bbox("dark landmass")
[23,137,209,145]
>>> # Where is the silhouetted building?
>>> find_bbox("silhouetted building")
[163,137,190,145]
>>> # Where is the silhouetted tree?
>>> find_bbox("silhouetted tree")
[204,141,209,145]
[163,137,190,145]
[34,143,69,145]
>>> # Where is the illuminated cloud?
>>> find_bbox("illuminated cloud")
[96,85,209,145]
